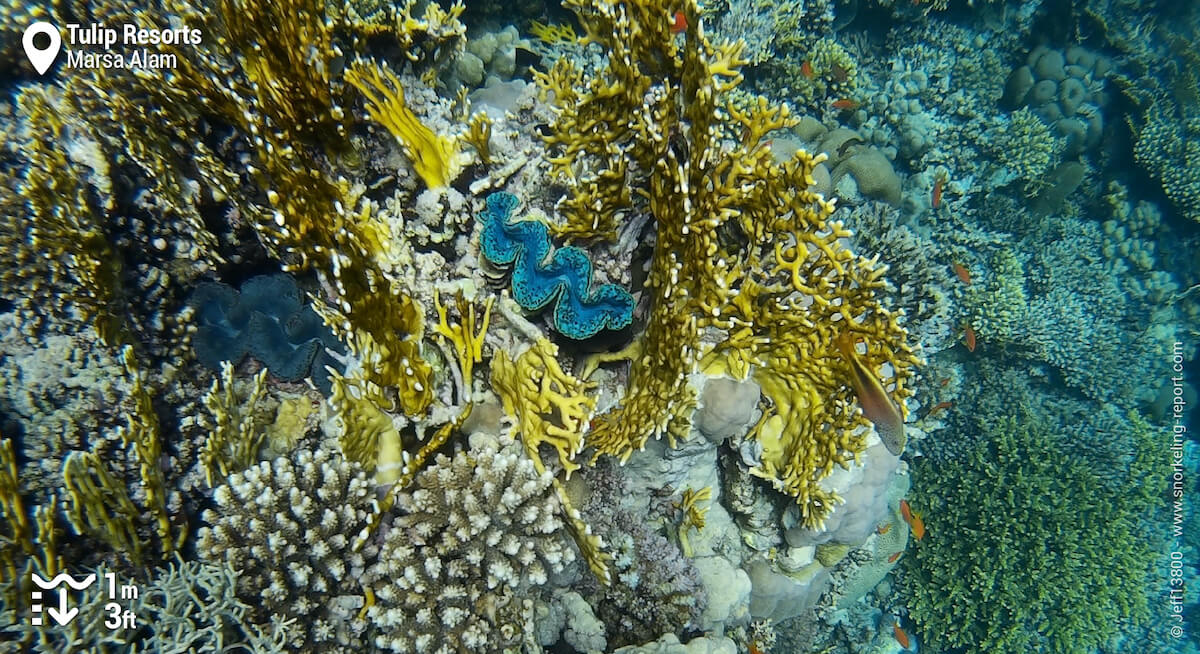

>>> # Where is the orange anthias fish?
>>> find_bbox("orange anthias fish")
[953,262,971,285]
[887,551,904,563]
[801,60,815,79]
[900,499,927,541]
[877,523,892,535]
[893,621,912,649]
[670,10,687,33]
[831,98,860,111]
[835,332,906,455]
[748,640,764,654]
[932,176,944,209]
[909,511,926,540]
[963,324,977,352]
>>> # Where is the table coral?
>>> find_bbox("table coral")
[478,191,635,339]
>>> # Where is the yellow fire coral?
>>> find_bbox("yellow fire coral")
[491,338,611,582]
[491,339,595,479]
[199,364,270,488]
[548,0,918,527]
[346,62,462,189]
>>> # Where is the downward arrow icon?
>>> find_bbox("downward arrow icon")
[47,589,78,626]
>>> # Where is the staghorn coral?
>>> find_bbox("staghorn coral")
[197,446,377,652]
[479,192,635,340]
[364,436,577,653]
[900,411,1168,654]
[541,0,917,528]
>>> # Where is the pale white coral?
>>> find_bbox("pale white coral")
[197,446,377,652]
[364,437,576,653]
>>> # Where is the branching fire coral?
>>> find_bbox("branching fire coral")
[346,61,463,189]
[544,0,918,528]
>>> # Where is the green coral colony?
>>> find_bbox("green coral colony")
[0,0,1195,653]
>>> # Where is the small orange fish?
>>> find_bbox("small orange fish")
[801,60,814,79]
[952,262,971,285]
[831,98,860,111]
[887,551,904,563]
[938,377,950,387]
[909,511,926,541]
[899,499,926,540]
[748,641,764,654]
[963,324,976,352]
[670,10,687,33]
[932,176,944,209]
[926,401,954,417]
[877,523,892,535]
[893,621,912,649]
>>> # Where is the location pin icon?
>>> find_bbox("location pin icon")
[23,22,61,75]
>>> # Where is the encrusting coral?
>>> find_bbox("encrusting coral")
[479,191,635,340]
[542,0,918,528]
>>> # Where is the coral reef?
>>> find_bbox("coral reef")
[1,0,1195,652]
[539,0,917,531]
[197,446,377,652]
[1001,45,1110,156]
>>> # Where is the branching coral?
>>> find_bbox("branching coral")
[62,450,146,564]
[900,411,1167,653]
[364,437,576,653]
[346,61,463,189]
[198,365,270,488]
[197,446,377,652]
[478,192,635,339]
[491,338,595,479]
[543,0,917,528]
[491,338,612,582]
[7,86,128,346]
[80,0,440,419]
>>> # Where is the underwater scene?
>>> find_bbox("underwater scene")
[0,0,1197,652]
